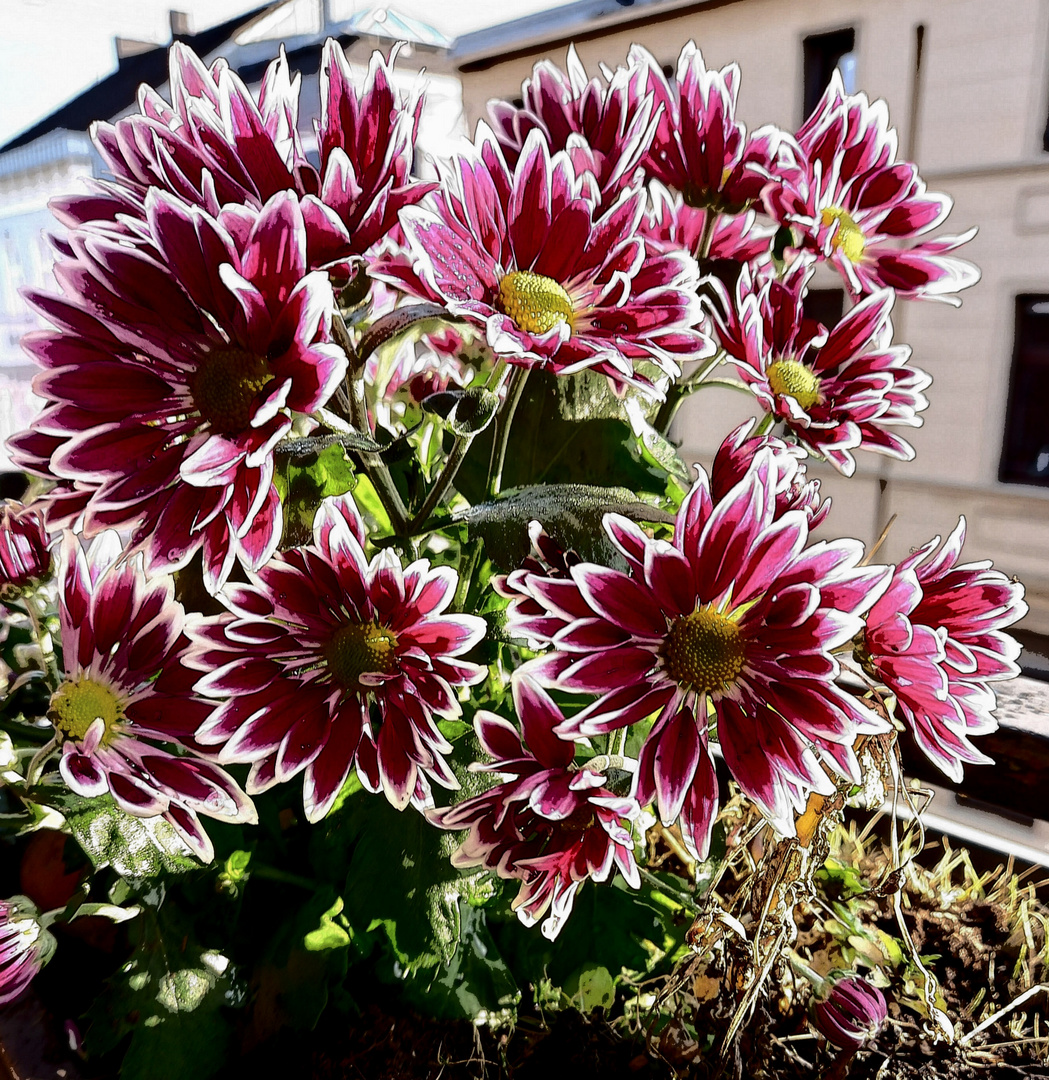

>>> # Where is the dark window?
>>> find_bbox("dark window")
[803,288,845,329]
[1001,295,1049,485]
[803,28,856,119]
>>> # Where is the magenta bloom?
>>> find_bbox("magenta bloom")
[764,72,978,303]
[863,518,1026,781]
[49,532,256,863]
[0,502,51,590]
[389,127,709,392]
[511,449,889,855]
[0,897,56,1006]
[12,190,346,591]
[191,494,487,820]
[712,264,931,475]
[631,41,791,214]
[811,974,888,1052]
[488,45,658,202]
[53,41,428,272]
[429,673,641,940]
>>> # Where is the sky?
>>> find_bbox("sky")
[0,0,569,146]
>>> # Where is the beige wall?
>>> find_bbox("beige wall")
[457,0,1049,631]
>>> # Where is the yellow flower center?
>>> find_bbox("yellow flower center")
[767,359,822,411]
[49,677,123,743]
[662,607,745,693]
[324,622,399,690]
[191,347,271,434]
[821,206,866,263]
[497,271,574,336]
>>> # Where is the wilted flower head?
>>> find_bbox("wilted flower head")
[387,126,710,392]
[863,517,1027,781]
[810,973,888,1051]
[49,532,256,863]
[509,447,890,856]
[0,502,50,591]
[711,263,931,476]
[488,44,659,201]
[191,493,488,820]
[429,673,641,940]
[764,71,978,303]
[12,189,346,591]
[0,896,56,1006]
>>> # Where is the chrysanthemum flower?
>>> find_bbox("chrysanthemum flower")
[11,189,346,591]
[51,41,429,274]
[0,502,51,591]
[811,974,888,1052]
[48,532,256,863]
[511,449,889,855]
[488,45,659,202]
[630,41,792,215]
[389,126,710,392]
[642,182,773,267]
[711,263,931,476]
[190,494,487,820]
[0,897,56,1006]
[763,71,978,303]
[429,673,641,940]
[862,517,1026,781]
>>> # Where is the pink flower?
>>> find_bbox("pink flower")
[631,41,793,214]
[488,45,659,202]
[190,494,487,820]
[51,41,430,274]
[510,449,889,856]
[387,127,710,392]
[711,263,931,476]
[11,189,346,592]
[763,72,978,303]
[0,502,51,590]
[49,532,256,863]
[0,897,56,1006]
[429,673,641,940]
[810,974,888,1052]
[863,518,1026,781]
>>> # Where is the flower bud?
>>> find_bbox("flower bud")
[810,974,888,1052]
[0,501,50,590]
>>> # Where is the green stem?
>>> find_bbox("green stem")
[25,734,58,787]
[653,350,727,436]
[408,433,475,535]
[489,366,529,497]
[698,209,719,260]
[787,950,829,996]
[692,377,754,395]
[638,866,699,913]
[752,411,777,437]
[251,864,321,891]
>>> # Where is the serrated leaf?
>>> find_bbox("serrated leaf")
[457,484,674,571]
[47,791,199,877]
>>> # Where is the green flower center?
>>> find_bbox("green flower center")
[49,677,123,743]
[191,347,271,434]
[767,359,822,411]
[821,206,866,263]
[324,622,399,689]
[497,271,574,336]
[662,607,745,693]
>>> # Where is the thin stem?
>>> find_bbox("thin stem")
[787,950,829,996]
[638,866,699,914]
[409,435,474,535]
[691,377,754,395]
[752,411,777,437]
[653,349,726,436]
[250,864,321,891]
[698,210,719,260]
[489,366,529,497]
[332,312,367,429]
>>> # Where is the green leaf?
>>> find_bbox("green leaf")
[338,791,460,969]
[567,964,615,1012]
[303,896,352,953]
[457,484,674,571]
[455,370,666,501]
[85,905,235,1080]
[275,441,356,549]
[46,790,199,878]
